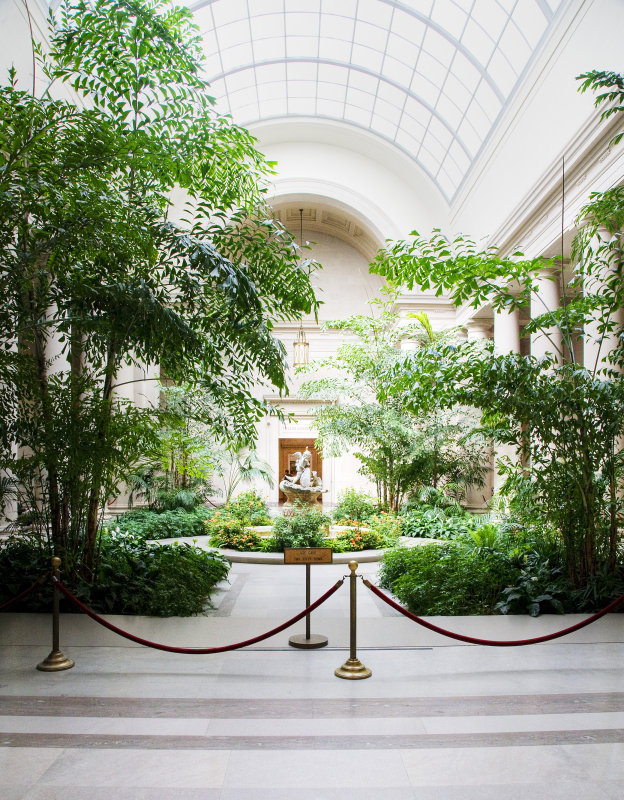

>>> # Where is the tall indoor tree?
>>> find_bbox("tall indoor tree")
[0,0,318,576]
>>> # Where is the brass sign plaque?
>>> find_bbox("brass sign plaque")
[284,547,333,565]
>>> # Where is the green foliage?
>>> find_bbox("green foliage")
[0,531,230,616]
[265,506,330,551]
[225,490,272,526]
[109,508,211,541]
[381,542,519,616]
[402,508,476,539]
[208,527,264,552]
[0,0,318,579]
[332,488,378,522]
[300,286,487,511]
[495,551,567,616]
[577,70,624,145]
[331,528,389,552]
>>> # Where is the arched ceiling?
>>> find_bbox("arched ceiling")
[187,0,566,202]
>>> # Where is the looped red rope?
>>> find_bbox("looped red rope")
[364,579,624,647]
[53,577,344,653]
[0,575,48,613]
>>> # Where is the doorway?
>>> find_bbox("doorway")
[278,438,322,503]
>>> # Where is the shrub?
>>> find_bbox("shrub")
[111,508,211,541]
[332,528,389,552]
[402,508,479,539]
[380,542,519,615]
[226,490,272,526]
[368,512,404,540]
[209,527,264,551]
[265,506,330,551]
[332,488,378,522]
[0,531,230,616]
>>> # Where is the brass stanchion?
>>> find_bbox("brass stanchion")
[334,560,371,680]
[37,556,75,672]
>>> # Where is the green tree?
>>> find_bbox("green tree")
[371,72,624,585]
[1,0,318,577]
[299,286,487,511]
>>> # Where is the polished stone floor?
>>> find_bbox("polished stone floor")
[1,560,624,799]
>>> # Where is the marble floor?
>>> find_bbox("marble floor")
[1,560,624,799]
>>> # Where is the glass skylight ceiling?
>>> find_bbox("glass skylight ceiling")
[187,0,565,201]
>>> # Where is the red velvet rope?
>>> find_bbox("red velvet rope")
[53,577,344,653]
[364,579,624,647]
[0,576,47,613]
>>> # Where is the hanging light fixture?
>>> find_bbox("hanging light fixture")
[293,208,309,368]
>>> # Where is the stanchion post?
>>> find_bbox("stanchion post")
[37,556,75,672]
[334,560,371,680]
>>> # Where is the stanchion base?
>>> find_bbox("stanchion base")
[36,650,74,672]
[334,657,372,680]
[289,633,329,649]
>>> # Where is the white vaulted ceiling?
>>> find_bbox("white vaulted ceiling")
[186,0,566,201]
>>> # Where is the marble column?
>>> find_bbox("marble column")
[530,269,562,362]
[583,232,624,375]
[492,307,521,493]
[465,320,491,340]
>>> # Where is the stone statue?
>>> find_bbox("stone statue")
[280,448,326,515]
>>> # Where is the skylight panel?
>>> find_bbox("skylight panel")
[461,20,496,67]
[372,115,399,140]
[235,101,261,123]
[261,98,290,118]
[346,86,377,112]
[465,97,491,137]
[286,13,320,37]
[418,144,441,176]
[400,0,435,15]
[211,0,247,27]
[287,62,317,81]
[229,86,257,108]
[252,13,284,41]
[220,43,254,73]
[319,13,355,41]
[257,81,286,102]
[498,21,531,72]
[349,70,380,95]
[354,20,388,51]
[451,51,481,92]
[377,82,406,109]
[443,69,472,111]
[428,116,453,149]
[430,0,467,40]
[289,80,317,99]
[373,98,403,125]
[316,99,345,117]
[436,93,463,129]
[319,38,352,62]
[395,128,424,155]
[488,49,517,95]
[318,63,348,83]
[474,80,501,120]
[436,168,458,198]
[226,71,255,93]
[318,81,347,103]
[404,97,432,127]
[256,63,287,83]
[418,51,448,87]
[252,37,286,61]
[391,11,427,49]
[286,0,320,10]
[472,0,508,41]
[217,20,249,50]
[288,97,315,115]
[448,139,471,171]
[250,0,283,13]
[411,73,440,108]
[351,45,384,74]
[386,33,421,69]
[383,57,414,88]
[286,36,319,59]
[357,0,393,27]
[512,1,548,48]
[344,103,374,127]
[457,117,482,156]
[202,53,222,78]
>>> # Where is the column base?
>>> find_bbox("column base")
[334,657,372,680]
[36,650,75,672]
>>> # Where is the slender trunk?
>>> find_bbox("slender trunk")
[83,338,117,577]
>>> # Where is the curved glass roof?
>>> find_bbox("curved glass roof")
[187,0,565,201]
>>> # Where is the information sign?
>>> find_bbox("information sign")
[284,547,333,565]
